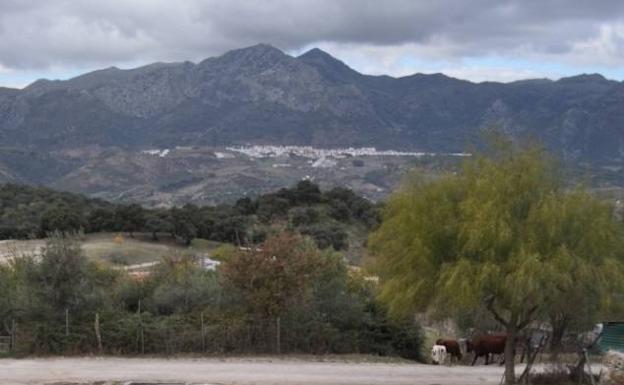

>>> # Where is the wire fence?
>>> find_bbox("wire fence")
[7,309,391,356]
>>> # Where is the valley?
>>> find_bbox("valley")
[0,145,467,206]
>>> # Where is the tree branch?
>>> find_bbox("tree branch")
[517,305,538,330]
[484,295,509,328]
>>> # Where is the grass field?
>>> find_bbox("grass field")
[0,233,222,266]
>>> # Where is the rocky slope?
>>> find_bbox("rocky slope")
[0,44,623,203]
[1,44,623,160]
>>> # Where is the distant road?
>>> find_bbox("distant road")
[0,357,508,385]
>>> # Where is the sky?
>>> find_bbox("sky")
[2,0,624,88]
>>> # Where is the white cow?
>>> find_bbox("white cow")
[431,344,447,365]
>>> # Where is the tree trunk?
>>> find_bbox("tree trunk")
[504,325,517,385]
[549,314,567,357]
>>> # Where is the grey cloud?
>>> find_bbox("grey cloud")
[0,0,624,70]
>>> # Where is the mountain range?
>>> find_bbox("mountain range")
[0,43,623,204]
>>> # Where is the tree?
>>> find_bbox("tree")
[222,232,325,320]
[256,195,290,222]
[0,262,19,335]
[170,207,198,245]
[149,255,221,314]
[32,233,92,312]
[290,180,322,205]
[87,207,117,232]
[536,191,624,353]
[144,212,174,241]
[40,205,85,235]
[301,223,348,251]
[290,207,321,227]
[234,197,257,216]
[369,143,624,384]
[115,204,146,237]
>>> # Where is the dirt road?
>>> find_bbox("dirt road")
[0,357,509,385]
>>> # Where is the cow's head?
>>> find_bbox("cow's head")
[465,340,474,353]
[431,344,447,365]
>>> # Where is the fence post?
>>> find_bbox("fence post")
[10,319,15,352]
[276,316,281,354]
[201,312,206,352]
[138,299,144,355]
[94,312,103,354]
[65,308,69,337]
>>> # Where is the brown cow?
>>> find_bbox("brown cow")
[435,339,463,362]
[467,334,507,365]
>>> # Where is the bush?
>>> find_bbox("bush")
[0,196,422,360]
[291,207,321,227]
[301,224,348,250]
[107,253,130,265]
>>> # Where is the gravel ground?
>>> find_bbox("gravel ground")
[0,357,511,385]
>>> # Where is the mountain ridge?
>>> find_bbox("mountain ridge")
[1,43,624,204]
[16,46,624,88]
[0,44,621,160]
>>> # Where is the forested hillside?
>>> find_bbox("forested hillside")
[0,181,379,258]
[0,181,406,357]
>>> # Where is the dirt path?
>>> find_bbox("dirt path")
[0,357,508,385]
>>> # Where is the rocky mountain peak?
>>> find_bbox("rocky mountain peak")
[218,43,288,65]
[299,48,338,63]
[558,73,610,84]
[298,47,361,83]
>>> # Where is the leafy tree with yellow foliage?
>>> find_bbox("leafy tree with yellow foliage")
[369,142,624,384]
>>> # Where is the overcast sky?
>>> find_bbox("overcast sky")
[2,0,624,88]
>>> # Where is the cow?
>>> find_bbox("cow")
[467,334,507,365]
[435,338,463,362]
[431,344,447,365]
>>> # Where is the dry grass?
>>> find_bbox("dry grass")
[529,369,577,385]
[82,236,179,265]
[0,233,223,266]
[609,370,624,385]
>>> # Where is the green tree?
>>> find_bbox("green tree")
[289,180,322,205]
[369,144,624,384]
[87,207,117,232]
[115,204,146,237]
[149,255,221,314]
[301,223,348,250]
[234,197,257,215]
[40,205,85,235]
[0,263,19,334]
[144,212,174,241]
[290,207,321,227]
[170,207,198,245]
[30,233,96,313]
[535,191,624,352]
[256,195,290,222]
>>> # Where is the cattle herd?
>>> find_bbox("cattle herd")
[432,334,511,365]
